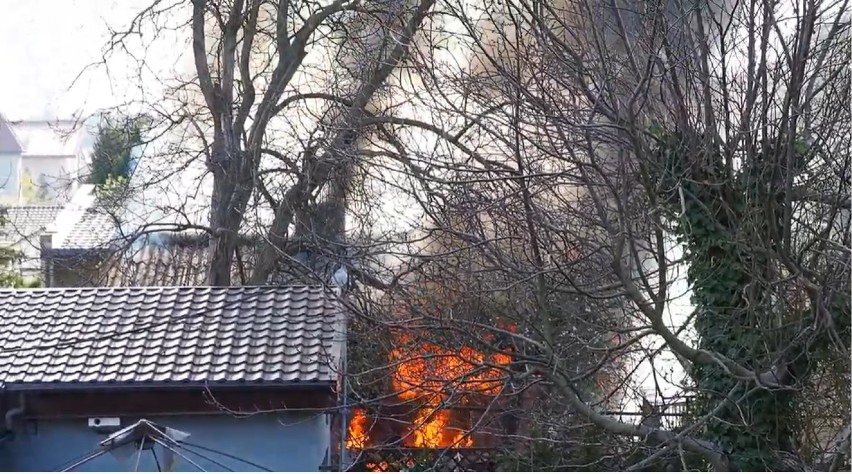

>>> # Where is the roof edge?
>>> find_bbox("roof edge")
[0,283,335,292]
[0,380,336,393]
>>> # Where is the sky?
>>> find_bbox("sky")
[0,0,173,121]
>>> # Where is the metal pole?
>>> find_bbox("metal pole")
[132,436,146,472]
[339,346,349,471]
[152,438,207,472]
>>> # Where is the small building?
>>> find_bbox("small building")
[0,184,115,284]
[0,285,347,471]
[0,205,62,281]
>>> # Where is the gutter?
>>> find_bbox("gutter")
[40,246,114,260]
[4,406,23,432]
[1,393,25,444]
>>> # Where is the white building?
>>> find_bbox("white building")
[0,114,94,205]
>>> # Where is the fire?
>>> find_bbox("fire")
[410,408,473,448]
[346,323,514,452]
[390,330,512,448]
[365,461,390,472]
[390,334,512,404]
[347,408,370,450]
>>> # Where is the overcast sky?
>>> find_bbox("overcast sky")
[0,0,172,121]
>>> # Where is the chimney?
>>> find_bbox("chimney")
[40,231,54,287]
[287,197,347,285]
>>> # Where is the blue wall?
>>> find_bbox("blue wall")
[2,412,331,472]
[0,152,20,199]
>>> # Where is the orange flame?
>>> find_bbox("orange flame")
[409,408,473,448]
[365,461,390,472]
[390,334,511,404]
[391,330,512,448]
[346,323,514,452]
[347,408,370,450]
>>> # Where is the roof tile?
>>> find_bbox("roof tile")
[0,286,345,388]
[0,205,62,245]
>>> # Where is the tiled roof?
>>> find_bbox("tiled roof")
[0,205,62,245]
[57,208,119,250]
[0,286,345,388]
[103,244,251,286]
[98,241,317,287]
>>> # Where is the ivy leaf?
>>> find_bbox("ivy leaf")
[793,138,810,157]
[648,123,667,140]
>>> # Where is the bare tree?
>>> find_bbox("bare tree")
[93,0,436,287]
[340,0,850,470]
[78,0,850,471]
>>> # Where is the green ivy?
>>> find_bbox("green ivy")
[651,130,798,470]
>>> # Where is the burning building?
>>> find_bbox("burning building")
[343,323,515,471]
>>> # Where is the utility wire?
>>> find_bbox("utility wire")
[52,422,275,472]
[53,427,150,472]
[60,446,111,472]
[147,422,234,472]
[150,437,206,472]
[177,444,236,472]
[132,437,145,472]
[150,422,270,472]
[182,441,275,472]
[53,432,138,472]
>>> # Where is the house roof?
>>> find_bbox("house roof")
[0,205,63,246]
[0,115,22,154]
[5,119,90,157]
[56,208,119,250]
[36,186,124,255]
[105,244,241,286]
[97,241,334,287]
[0,286,346,390]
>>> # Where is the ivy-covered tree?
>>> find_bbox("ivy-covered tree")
[650,130,850,470]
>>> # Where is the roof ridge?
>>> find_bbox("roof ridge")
[0,284,331,292]
[0,204,63,209]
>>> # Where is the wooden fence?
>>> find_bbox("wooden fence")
[347,448,497,472]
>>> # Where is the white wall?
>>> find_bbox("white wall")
[19,155,79,203]
[6,119,93,205]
